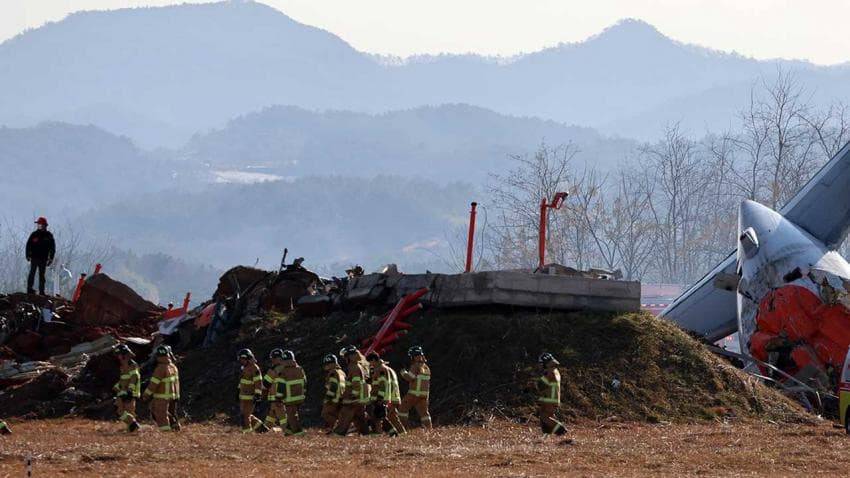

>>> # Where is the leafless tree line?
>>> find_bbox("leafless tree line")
[483,68,850,285]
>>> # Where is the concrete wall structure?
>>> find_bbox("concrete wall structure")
[347,271,641,313]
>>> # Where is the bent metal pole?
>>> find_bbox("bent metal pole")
[465,202,478,273]
[538,192,569,270]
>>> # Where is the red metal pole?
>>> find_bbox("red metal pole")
[465,202,478,273]
[93,263,102,275]
[538,198,548,269]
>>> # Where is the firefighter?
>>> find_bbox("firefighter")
[143,345,180,432]
[333,345,370,436]
[25,216,55,296]
[367,352,404,436]
[321,353,346,432]
[536,353,567,436]
[237,348,267,433]
[166,346,182,431]
[386,358,406,435]
[277,350,307,436]
[0,420,10,435]
[262,348,288,432]
[399,346,432,429]
[113,344,141,432]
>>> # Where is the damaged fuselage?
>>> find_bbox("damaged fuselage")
[738,199,850,386]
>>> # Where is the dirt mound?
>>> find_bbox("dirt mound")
[176,309,808,425]
[74,273,161,326]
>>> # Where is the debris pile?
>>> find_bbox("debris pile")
[0,272,160,416]
[0,259,810,426]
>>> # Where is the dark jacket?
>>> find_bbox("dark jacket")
[26,229,56,263]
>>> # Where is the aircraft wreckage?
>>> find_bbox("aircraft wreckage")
[662,141,850,391]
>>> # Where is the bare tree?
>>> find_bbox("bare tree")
[488,142,578,269]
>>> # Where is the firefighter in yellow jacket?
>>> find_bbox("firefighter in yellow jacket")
[113,344,141,432]
[0,420,10,435]
[263,349,288,432]
[367,352,405,436]
[399,346,432,429]
[333,345,371,436]
[321,353,346,431]
[278,350,307,436]
[387,359,406,434]
[143,345,180,432]
[536,353,567,436]
[237,348,268,433]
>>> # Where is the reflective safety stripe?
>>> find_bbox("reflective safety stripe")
[282,378,306,404]
[241,428,253,434]
[159,425,172,431]
[410,374,430,397]
[239,379,253,385]
[538,376,560,404]
[239,394,255,401]
[149,377,161,384]
[153,393,177,399]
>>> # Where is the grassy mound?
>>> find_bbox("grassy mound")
[178,309,808,425]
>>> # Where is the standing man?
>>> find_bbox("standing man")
[278,350,307,436]
[536,353,567,436]
[113,344,141,432]
[25,217,55,296]
[399,346,432,429]
[143,345,180,432]
[262,349,287,432]
[0,420,10,435]
[333,345,370,436]
[321,353,346,432]
[236,348,267,433]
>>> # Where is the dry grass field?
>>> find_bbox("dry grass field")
[1,419,848,477]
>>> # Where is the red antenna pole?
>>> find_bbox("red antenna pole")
[538,192,569,270]
[465,202,478,273]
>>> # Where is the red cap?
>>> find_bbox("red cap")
[35,217,48,226]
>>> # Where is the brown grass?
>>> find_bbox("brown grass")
[0,418,848,477]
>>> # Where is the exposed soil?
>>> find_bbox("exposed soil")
[0,418,847,477]
[176,309,809,426]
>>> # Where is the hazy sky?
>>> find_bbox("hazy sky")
[2,0,849,65]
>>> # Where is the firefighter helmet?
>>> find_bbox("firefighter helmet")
[237,348,254,361]
[538,352,559,365]
[281,350,295,361]
[114,344,134,356]
[322,354,338,366]
[407,346,424,358]
[154,345,171,357]
[269,348,285,360]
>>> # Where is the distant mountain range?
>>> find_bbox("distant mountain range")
[183,104,637,181]
[3,102,632,222]
[2,0,848,147]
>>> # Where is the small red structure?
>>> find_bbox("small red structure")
[465,202,478,273]
[71,263,102,303]
[538,192,568,269]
